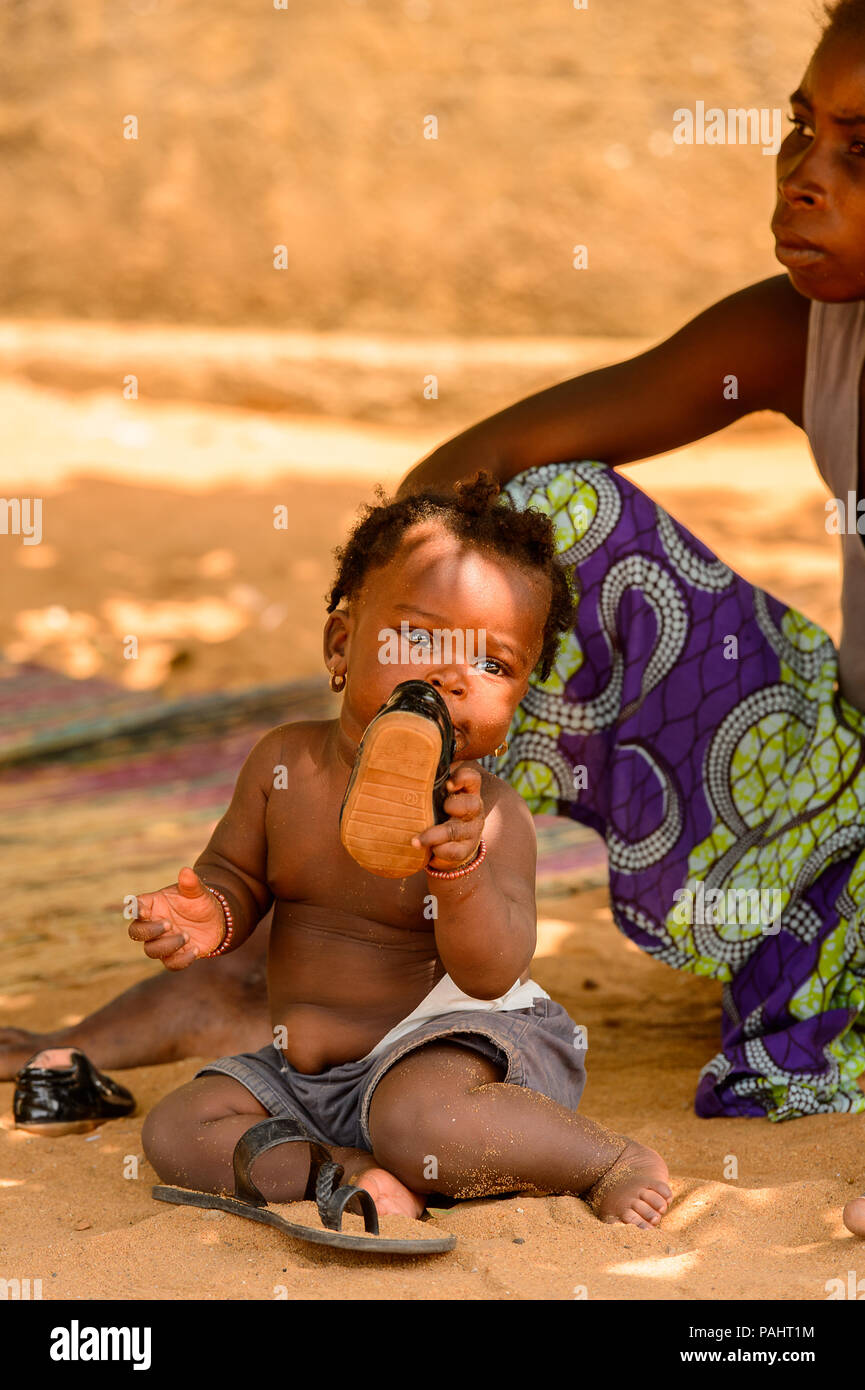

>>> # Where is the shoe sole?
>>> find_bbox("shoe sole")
[14,1118,104,1136]
[340,711,443,878]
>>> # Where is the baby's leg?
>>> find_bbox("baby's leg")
[143,1074,425,1213]
[142,1075,312,1199]
[367,1042,671,1228]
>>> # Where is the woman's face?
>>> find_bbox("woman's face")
[772,32,865,300]
[323,521,551,760]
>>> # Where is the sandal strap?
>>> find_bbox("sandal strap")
[319,1182,380,1234]
[231,1116,381,1235]
[232,1116,331,1208]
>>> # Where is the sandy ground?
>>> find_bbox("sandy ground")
[2,893,862,1302]
[1,365,860,1302]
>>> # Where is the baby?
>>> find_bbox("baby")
[134,474,671,1228]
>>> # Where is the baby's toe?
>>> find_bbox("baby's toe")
[641,1188,669,1213]
[842,1196,865,1236]
[621,1211,651,1229]
[632,1199,662,1225]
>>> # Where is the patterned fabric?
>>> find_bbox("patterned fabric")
[485,461,865,1121]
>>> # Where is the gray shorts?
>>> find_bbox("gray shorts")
[195,996,587,1151]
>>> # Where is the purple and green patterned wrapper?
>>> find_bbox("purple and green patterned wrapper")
[487,461,865,1121]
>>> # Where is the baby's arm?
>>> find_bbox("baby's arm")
[192,727,279,945]
[397,273,809,495]
[129,728,279,969]
[415,766,537,1000]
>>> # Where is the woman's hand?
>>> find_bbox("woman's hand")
[412,762,486,871]
[128,866,227,970]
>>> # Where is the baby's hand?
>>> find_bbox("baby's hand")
[128,866,226,970]
[412,762,485,872]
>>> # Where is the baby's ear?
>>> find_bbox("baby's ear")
[322,607,351,666]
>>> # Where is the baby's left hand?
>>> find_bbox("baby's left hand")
[412,761,485,872]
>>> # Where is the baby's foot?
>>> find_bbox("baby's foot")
[585,1139,672,1229]
[340,1156,426,1219]
[22,1047,77,1068]
[843,1196,865,1236]
[0,1029,61,1081]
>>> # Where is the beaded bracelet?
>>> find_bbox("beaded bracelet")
[200,883,235,958]
[425,838,487,880]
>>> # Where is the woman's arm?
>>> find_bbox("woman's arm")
[397,274,810,496]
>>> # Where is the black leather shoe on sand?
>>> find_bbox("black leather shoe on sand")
[339,680,456,878]
[13,1050,136,1136]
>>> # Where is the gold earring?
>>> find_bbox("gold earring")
[330,668,346,693]
[494,740,508,757]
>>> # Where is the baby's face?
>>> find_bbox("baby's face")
[773,33,865,300]
[325,521,551,759]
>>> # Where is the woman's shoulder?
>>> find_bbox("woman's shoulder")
[739,272,811,316]
[688,274,812,423]
[698,272,811,346]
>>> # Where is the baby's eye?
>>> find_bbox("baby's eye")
[476,657,506,675]
[407,627,432,648]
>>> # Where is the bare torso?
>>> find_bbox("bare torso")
[252,721,527,1073]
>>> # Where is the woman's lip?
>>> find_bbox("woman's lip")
[774,241,828,268]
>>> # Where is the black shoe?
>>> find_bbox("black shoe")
[339,680,456,878]
[13,1049,136,1136]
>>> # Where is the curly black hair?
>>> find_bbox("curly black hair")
[326,472,578,682]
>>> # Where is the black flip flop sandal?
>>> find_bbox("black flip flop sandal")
[152,1115,457,1256]
[339,680,456,879]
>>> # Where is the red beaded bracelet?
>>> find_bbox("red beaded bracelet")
[425,838,487,880]
[200,883,235,957]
